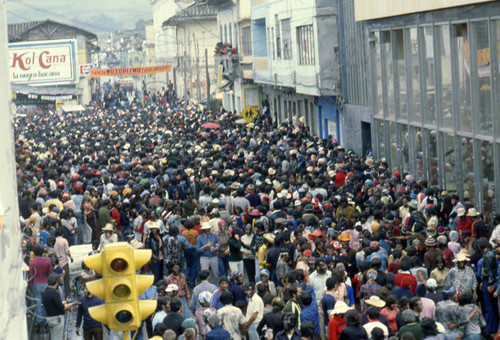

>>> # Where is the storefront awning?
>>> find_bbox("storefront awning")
[11,84,82,95]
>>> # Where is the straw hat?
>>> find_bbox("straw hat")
[453,253,470,262]
[165,284,179,292]
[329,301,351,316]
[457,207,466,217]
[365,295,386,308]
[102,223,114,232]
[263,233,275,244]
[129,239,144,249]
[201,222,212,230]
[467,208,479,217]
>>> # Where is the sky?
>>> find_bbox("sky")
[6,0,153,32]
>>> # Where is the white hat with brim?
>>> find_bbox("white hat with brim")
[365,295,386,308]
[201,222,212,230]
[453,253,470,262]
[165,284,179,292]
[457,207,466,217]
[102,223,114,232]
[130,239,144,249]
[329,301,351,316]
[467,208,479,217]
[263,233,275,244]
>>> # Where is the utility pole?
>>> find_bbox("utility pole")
[194,33,200,102]
[205,48,211,112]
[0,2,27,339]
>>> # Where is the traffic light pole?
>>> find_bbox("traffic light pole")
[0,1,28,338]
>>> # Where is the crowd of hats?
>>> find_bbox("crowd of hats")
[15,98,489,298]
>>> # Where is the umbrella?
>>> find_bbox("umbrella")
[201,122,220,129]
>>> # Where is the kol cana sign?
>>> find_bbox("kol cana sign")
[9,39,78,86]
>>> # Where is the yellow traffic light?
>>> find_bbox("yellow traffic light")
[84,242,157,332]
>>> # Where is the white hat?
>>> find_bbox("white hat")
[467,208,479,217]
[201,222,212,230]
[102,223,114,232]
[329,301,351,316]
[165,284,179,292]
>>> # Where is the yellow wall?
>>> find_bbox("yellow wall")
[355,0,495,21]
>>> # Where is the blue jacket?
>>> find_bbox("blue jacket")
[76,295,103,329]
[205,325,230,340]
[196,233,219,257]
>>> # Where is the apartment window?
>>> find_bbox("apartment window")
[241,26,252,56]
[271,27,275,59]
[297,24,315,65]
[281,19,291,59]
[275,15,281,58]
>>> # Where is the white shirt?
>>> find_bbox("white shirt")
[490,224,500,247]
[246,293,264,324]
[363,321,388,337]
[309,270,332,304]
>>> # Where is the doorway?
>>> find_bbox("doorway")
[361,122,372,156]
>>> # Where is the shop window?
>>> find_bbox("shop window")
[372,31,383,118]
[389,121,398,171]
[480,141,494,221]
[409,28,421,123]
[414,127,424,180]
[443,133,457,193]
[471,21,493,136]
[437,25,453,129]
[423,26,436,125]
[454,24,472,133]
[382,31,395,120]
[427,130,439,186]
[396,29,408,121]
[376,119,386,161]
[460,137,475,205]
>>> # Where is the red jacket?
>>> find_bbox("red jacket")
[328,315,347,340]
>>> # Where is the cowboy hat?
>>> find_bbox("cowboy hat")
[329,301,351,316]
[467,208,479,217]
[102,223,114,232]
[338,233,352,242]
[453,252,470,262]
[165,284,179,292]
[129,239,144,249]
[263,233,275,244]
[308,229,325,241]
[365,295,386,308]
[201,222,212,230]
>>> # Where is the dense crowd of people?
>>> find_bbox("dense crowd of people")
[21,88,500,340]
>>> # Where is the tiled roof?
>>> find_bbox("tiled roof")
[8,19,97,42]
[8,21,43,41]
[163,3,217,26]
